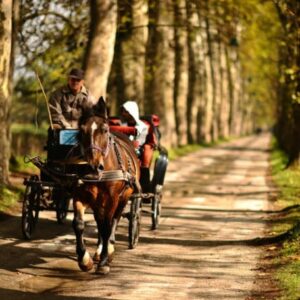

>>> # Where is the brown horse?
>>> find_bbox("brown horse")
[72,97,140,274]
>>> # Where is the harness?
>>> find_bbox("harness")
[81,134,137,187]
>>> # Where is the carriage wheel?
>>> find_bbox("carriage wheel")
[21,175,41,239]
[128,196,142,249]
[151,190,162,230]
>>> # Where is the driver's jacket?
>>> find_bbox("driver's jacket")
[49,85,95,129]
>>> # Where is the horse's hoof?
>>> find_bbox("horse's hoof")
[78,252,94,272]
[95,265,110,275]
[108,254,114,263]
[93,253,100,262]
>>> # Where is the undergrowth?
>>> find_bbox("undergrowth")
[167,137,230,161]
[0,185,23,213]
[270,138,300,300]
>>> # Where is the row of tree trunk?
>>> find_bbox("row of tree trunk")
[1,0,298,186]
[273,1,300,167]
[84,0,254,148]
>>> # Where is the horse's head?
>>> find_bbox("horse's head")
[79,97,110,171]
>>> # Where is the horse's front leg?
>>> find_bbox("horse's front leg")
[72,200,94,272]
[95,216,112,275]
[93,217,116,263]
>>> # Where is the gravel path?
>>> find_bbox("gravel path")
[0,133,277,299]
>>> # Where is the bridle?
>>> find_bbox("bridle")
[87,135,111,158]
[81,115,111,160]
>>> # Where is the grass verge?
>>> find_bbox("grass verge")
[0,185,23,213]
[167,137,231,161]
[270,139,300,300]
[167,144,203,160]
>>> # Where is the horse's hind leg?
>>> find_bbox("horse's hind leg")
[72,201,93,272]
[106,195,130,261]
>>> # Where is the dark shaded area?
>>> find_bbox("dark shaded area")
[0,288,105,300]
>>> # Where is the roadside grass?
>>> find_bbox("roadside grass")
[270,140,300,300]
[10,155,40,174]
[0,185,23,213]
[167,137,231,160]
[11,123,48,137]
[167,144,203,160]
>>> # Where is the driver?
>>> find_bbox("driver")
[49,68,96,129]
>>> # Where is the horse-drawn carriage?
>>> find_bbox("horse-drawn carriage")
[22,100,168,272]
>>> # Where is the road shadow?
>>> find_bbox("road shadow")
[0,288,106,300]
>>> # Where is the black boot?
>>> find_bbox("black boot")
[140,167,152,193]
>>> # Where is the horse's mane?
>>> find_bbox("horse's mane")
[112,131,138,159]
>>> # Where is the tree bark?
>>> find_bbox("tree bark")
[83,0,117,100]
[218,41,230,139]
[172,0,188,146]
[0,0,13,185]
[144,0,177,147]
[200,0,214,143]
[186,0,202,144]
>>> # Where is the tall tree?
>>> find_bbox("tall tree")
[0,0,13,185]
[83,0,117,100]
[144,0,177,147]
[173,0,188,146]
[273,0,300,166]
[196,0,214,143]
[109,0,148,113]
[186,0,201,144]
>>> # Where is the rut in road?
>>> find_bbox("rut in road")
[0,133,279,300]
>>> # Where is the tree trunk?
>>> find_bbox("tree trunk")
[186,0,202,144]
[0,0,13,185]
[144,0,176,147]
[225,45,235,136]
[218,41,230,139]
[83,0,117,100]
[201,0,214,143]
[172,0,188,146]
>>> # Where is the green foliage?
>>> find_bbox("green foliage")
[167,137,231,160]
[276,239,300,300]
[271,139,300,206]
[11,123,47,137]
[239,0,281,127]
[14,0,89,124]
[9,155,40,174]
[0,185,23,213]
[270,137,300,299]
[168,144,203,161]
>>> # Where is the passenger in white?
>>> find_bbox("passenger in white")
[120,100,154,192]
[120,101,148,148]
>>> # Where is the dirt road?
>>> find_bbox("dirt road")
[0,134,278,299]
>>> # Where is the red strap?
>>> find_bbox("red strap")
[110,125,137,135]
